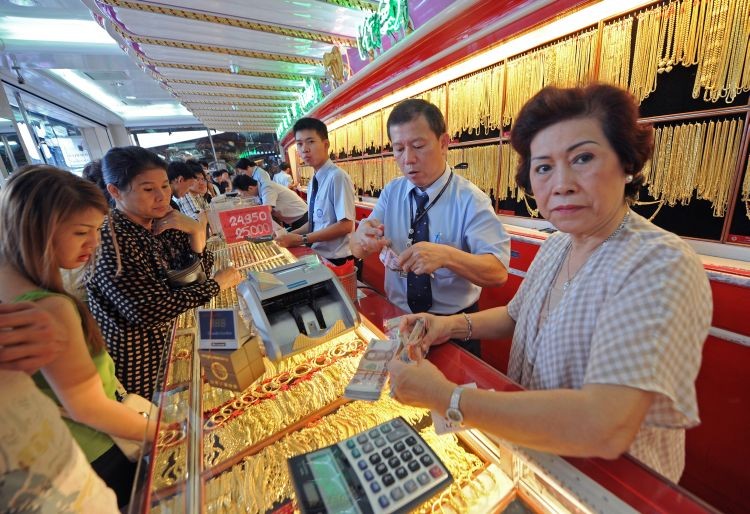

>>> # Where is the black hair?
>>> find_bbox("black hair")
[510,84,652,201]
[235,158,254,170]
[280,162,290,171]
[81,159,111,204]
[101,146,167,192]
[232,174,257,191]
[387,99,446,140]
[167,161,200,182]
[293,117,328,140]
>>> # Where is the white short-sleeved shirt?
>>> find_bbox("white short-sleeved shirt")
[274,172,293,187]
[251,166,271,184]
[260,180,308,223]
[369,165,510,314]
[507,210,712,482]
[0,371,119,513]
[309,160,356,259]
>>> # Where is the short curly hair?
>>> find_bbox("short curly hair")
[510,84,653,202]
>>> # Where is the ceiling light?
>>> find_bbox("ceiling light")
[8,0,37,6]
[0,16,116,44]
[49,69,192,118]
[125,95,137,100]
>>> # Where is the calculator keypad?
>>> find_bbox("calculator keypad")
[337,417,452,513]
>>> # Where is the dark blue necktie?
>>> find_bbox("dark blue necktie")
[308,175,319,233]
[407,192,432,313]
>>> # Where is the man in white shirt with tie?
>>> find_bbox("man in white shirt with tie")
[350,99,510,357]
[275,118,356,266]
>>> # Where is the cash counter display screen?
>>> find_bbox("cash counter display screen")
[289,446,372,514]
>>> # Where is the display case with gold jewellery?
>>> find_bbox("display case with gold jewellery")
[128,243,717,514]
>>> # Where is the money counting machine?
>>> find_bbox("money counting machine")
[237,256,359,361]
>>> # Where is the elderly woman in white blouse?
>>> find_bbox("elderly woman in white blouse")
[388,84,712,482]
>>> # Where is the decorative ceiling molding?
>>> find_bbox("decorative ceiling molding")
[110,24,323,66]
[143,61,315,81]
[170,91,297,100]
[166,79,302,92]
[186,107,287,114]
[192,112,286,119]
[318,0,378,11]
[97,0,357,46]
[182,100,293,107]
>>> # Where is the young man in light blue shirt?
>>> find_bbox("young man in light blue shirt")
[276,118,356,266]
[350,99,510,356]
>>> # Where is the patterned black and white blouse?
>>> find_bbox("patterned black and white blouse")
[87,209,219,399]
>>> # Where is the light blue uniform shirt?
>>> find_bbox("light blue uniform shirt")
[251,166,271,183]
[310,160,356,259]
[370,165,510,314]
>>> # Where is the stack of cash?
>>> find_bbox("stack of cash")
[344,338,398,401]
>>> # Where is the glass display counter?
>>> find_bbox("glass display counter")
[129,240,717,514]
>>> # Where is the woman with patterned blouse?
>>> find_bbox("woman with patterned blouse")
[388,85,712,482]
[88,147,242,399]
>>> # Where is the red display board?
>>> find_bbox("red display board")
[218,205,273,244]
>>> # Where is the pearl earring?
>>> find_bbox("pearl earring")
[625,175,633,183]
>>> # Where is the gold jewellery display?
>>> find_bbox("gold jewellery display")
[415,85,447,119]
[201,333,367,468]
[362,111,383,152]
[628,0,750,103]
[448,66,504,137]
[338,160,365,191]
[347,118,363,155]
[642,117,745,216]
[498,142,521,203]
[382,156,402,185]
[202,394,492,514]
[743,155,750,219]
[362,158,383,193]
[599,16,634,90]
[165,333,194,388]
[461,144,501,195]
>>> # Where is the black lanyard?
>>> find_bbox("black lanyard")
[408,172,454,237]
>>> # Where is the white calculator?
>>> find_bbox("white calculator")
[288,417,453,513]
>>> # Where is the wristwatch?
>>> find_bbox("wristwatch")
[445,386,465,426]
[302,234,309,245]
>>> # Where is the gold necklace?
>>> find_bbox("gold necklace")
[563,211,631,291]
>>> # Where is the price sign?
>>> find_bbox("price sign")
[218,205,273,244]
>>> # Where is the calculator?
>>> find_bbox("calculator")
[288,417,453,514]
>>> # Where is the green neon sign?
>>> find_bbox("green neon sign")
[357,0,410,60]
[276,77,324,138]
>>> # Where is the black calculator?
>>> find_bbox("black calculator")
[288,417,453,514]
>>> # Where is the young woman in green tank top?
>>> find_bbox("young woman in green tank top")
[0,166,157,507]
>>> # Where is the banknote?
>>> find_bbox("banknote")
[344,338,399,401]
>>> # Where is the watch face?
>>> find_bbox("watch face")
[446,408,463,424]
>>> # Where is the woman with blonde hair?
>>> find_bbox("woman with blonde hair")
[0,165,156,507]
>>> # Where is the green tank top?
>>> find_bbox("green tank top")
[17,290,117,463]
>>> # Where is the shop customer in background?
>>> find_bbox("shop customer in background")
[235,157,271,184]
[350,99,509,356]
[275,117,357,266]
[89,147,242,399]
[273,162,296,188]
[388,84,712,482]
[0,166,157,506]
[232,174,309,230]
